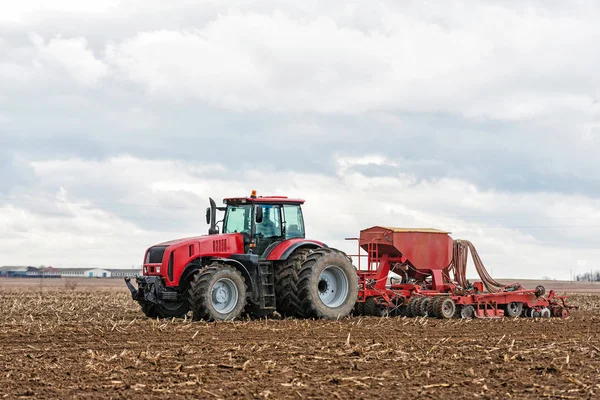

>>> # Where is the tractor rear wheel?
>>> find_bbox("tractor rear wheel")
[274,248,311,318]
[297,248,358,319]
[188,263,247,321]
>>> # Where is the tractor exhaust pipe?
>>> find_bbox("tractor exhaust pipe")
[208,197,219,235]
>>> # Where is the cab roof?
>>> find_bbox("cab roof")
[223,195,305,205]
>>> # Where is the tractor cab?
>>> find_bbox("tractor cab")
[207,190,306,257]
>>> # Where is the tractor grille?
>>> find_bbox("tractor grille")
[213,239,227,253]
[146,246,167,264]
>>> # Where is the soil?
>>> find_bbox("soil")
[0,280,598,399]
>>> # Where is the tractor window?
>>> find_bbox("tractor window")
[255,204,282,238]
[283,205,305,239]
[223,205,252,234]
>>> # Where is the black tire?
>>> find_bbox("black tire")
[297,248,358,319]
[453,304,462,319]
[140,301,189,319]
[140,302,158,318]
[364,298,379,316]
[274,248,311,318]
[406,297,422,317]
[419,297,431,317]
[504,302,523,318]
[410,297,424,317]
[428,297,443,318]
[188,263,247,321]
[352,300,366,316]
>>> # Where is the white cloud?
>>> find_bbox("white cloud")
[30,33,109,85]
[98,4,600,122]
[0,0,133,23]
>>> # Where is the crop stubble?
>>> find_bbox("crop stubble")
[0,284,599,399]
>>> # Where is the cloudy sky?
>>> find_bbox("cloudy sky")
[1,1,600,280]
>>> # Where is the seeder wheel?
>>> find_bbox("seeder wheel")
[460,305,475,319]
[364,298,379,316]
[419,297,432,317]
[410,297,424,317]
[428,297,443,318]
[505,302,523,318]
[352,301,365,316]
[435,297,456,319]
[540,307,551,318]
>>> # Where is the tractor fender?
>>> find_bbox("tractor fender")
[210,257,255,297]
[178,257,255,298]
[266,239,328,261]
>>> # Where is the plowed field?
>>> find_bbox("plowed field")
[0,280,599,399]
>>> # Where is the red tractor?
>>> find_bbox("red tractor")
[125,191,358,321]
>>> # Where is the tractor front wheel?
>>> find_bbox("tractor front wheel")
[140,301,189,319]
[297,248,358,319]
[188,263,247,321]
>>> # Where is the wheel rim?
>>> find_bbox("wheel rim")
[461,305,474,319]
[317,265,349,308]
[507,302,521,316]
[211,278,239,314]
[541,308,551,318]
[441,300,454,317]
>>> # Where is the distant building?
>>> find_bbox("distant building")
[59,268,111,278]
[39,267,60,276]
[1,266,141,278]
[0,266,31,277]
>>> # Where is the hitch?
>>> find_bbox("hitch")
[124,277,138,299]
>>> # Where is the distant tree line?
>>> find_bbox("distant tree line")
[576,271,600,282]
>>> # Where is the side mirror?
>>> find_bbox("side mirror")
[206,207,211,225]
[255,206,263,224]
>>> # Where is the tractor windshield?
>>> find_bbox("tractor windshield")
[223,205,252,234]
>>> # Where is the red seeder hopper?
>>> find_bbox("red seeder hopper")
[348,226,575,319]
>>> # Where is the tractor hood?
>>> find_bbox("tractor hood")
[145,233,246,265]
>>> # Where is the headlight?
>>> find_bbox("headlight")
[143,266,148,274]
[156,266,161,273]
